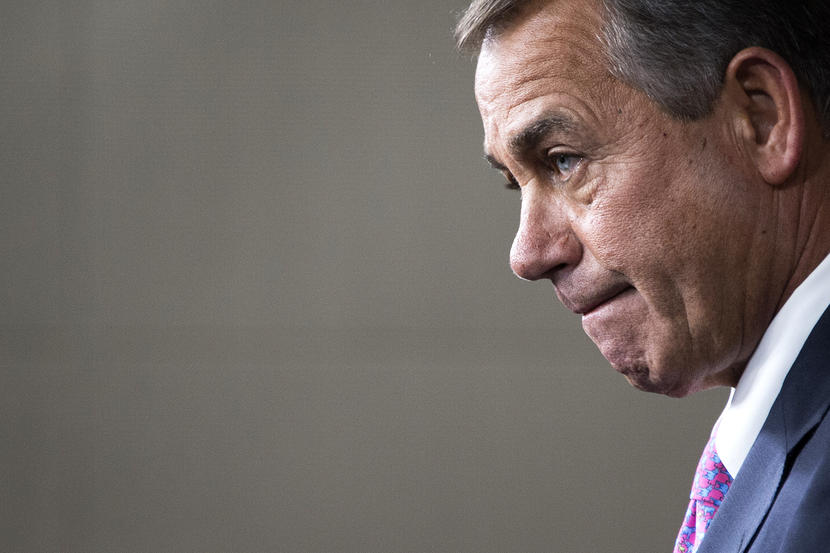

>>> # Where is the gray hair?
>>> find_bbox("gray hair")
[456,0,830,136]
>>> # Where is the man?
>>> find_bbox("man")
[455,0,830,551]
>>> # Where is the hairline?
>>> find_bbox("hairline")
[456,0,544,55]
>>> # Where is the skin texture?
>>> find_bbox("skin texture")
[474,0,830,397]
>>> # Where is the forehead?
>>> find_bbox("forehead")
[474,0,613,150]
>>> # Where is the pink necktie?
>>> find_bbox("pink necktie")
[673,427,733,553]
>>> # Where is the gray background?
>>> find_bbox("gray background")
[1,2,727,551]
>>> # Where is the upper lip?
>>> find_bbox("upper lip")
[559,282,632,315]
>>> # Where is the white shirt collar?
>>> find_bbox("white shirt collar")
[716,252,830,478]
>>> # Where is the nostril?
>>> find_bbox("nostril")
[510,223,582,281]
[510,250,544,281]
[510,233,546,281]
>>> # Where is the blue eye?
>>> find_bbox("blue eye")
[551,153,580,174]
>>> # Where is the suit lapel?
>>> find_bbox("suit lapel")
[696,403,786,553]
[775,305,830,453]
[697,306,830,553]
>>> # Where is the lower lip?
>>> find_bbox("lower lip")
[581,287,636,320]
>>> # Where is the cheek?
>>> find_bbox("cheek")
[586,149,718,267]
[578,176,706,326]
[580,188,672,272]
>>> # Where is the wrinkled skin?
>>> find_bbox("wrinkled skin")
[474,0,793,397]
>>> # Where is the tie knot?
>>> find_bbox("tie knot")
[674,429,735,553]
[690,432,733,506]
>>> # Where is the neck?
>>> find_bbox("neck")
[776,139,830,311]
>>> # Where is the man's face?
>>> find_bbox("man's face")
[475,0,775,396]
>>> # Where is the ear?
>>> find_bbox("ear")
[722,47,805,185]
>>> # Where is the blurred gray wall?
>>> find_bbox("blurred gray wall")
[1,2,728,552]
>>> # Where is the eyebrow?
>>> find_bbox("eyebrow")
[509,114,576,155]
[484,153,507,171]
[483,113,578,168]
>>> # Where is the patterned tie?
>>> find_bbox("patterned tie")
[673,427,733,553]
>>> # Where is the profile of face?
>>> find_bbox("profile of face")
[475,0,787,397]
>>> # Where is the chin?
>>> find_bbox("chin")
[596,338,697,397]
[618,365,694,398]
[586,312,704,397]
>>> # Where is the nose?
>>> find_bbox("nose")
[509,187,582,281]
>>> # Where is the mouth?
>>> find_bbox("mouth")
[571,285,635,316]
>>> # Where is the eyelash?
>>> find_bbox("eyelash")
[502,152,583,190]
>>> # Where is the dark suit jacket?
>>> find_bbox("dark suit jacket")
[698,306,830,553]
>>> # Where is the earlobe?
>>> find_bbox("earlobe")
[723,47,805,186]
